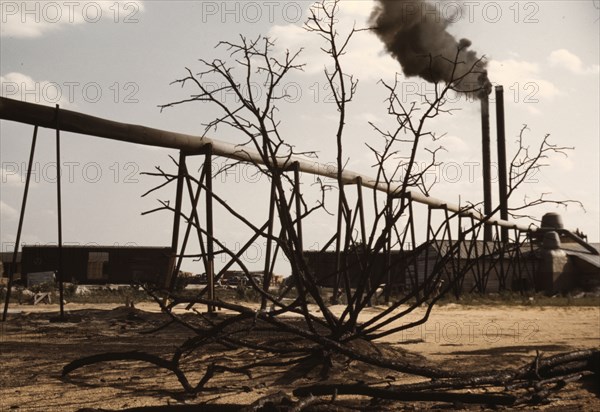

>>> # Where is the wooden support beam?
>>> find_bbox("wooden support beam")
[204,146,215,313]
[55,105,65,319]
[2,126,38,321]
[0,97,530,231]
[167,152,186,292]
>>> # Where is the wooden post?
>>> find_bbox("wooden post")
[424,206,432,294]
[167,151,186,292]
[333,190,344,304]
[293,162,303,250]
[384,195,392,304]
[205,146,215,313]
[55,105,65,319]
[407,195,418,298]
[355,178,371,307]
[173,164,206,288]
[261,177,276,311]
[2,126,38,321]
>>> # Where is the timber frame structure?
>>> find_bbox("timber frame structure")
[0,96,582,320]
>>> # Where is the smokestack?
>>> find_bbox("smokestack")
[370,0,491,97]
[370,0,496,240]
[495,86,509,242]
[481,92,493,241]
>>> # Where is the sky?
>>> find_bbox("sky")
[1,0,599,275]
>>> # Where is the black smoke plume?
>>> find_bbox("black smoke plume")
[370,0,491,97]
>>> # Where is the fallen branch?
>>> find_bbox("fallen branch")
[293,383,517,405]
[62,351,251,394]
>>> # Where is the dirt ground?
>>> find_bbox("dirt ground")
[1,301,599,411]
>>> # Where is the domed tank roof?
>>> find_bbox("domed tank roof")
[541,213,564,230]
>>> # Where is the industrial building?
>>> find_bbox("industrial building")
[2,245,174,286]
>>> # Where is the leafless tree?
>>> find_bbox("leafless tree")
[63,1,593,407]
[507,124,584,222]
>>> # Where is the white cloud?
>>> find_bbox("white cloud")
[358,112,381,124]
[548,49,600,75]
[548,151,575,172]
[0,1,145,38]
[339,0,374,18]
[0,200,18,221]
[1,165,27,187]
[525,105,542,116]
[441,135,470,153]
[487,59,560,101]
[1,72,71,106]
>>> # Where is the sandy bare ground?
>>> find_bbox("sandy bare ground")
[1,302,599,411]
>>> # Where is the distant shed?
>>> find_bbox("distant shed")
[303,250,407,288]
[0,252,22,279]
[20,245,173,286]
[414,240,537,293]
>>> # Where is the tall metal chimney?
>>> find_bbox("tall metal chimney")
[495,86,509,242]
[481,93,493,241]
